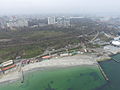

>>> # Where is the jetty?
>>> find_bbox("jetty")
[21,70,24,83]
[18,63,24,83]
[97,63,109,81]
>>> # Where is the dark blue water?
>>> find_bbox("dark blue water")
[98,54,120,90]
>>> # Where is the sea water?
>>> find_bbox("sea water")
[0,66,105,90]
[98,54,120,90]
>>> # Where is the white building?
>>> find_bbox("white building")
[1,60,13,67]
[56,17,70,27]
[48,17,56,25]
[111,36,120,46]
[7,19,28,28]
[111,41,120,46]
[114,36,120,41]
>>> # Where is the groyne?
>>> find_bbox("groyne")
[97,63,109,81]
[21,70,24,83]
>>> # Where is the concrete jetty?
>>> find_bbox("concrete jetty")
[97,63,109,81]
[21,70,24,83]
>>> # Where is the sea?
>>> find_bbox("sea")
[0,66,105,90]
[98,53,120,90]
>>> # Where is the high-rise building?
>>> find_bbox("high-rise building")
[56,17,70,27]
[48,17,56,25]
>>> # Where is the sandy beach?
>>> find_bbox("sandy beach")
[0,54,97,84]
[23,54,96,71]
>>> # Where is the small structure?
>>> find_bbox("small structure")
[0,64,3,68]
[60,53,69,57]
[22,60,30,65]
[1,60,14,67]
[41,56,52,59]
[0,69,3,75]
[30,59,39,63]
[1,64,16,71]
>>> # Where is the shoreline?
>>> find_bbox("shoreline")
[0,65,97,86]
[0,65,98,86]
[97,52,120,62]
[0,51,117,85]
[0,54,97,85]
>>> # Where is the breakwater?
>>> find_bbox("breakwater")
[21,70,24,83]
[97,63,109,81]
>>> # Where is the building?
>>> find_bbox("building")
[111,40,120,46]
[1,60,14,67]
[114,36,120,41]
[41,56,52,59]
[0,17,7,29]
[60,53,69,57]
[111,36,120,46]
[0,60,16,74]
[56,17,70,27]
[48,17,56,25]
[7,19,28,28]
[1,64,16,71]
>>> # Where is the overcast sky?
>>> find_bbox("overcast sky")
[0,0,120,15]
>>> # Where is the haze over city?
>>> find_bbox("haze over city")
[0,0,120,90]
[0,0,120,16]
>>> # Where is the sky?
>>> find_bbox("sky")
[0,0,120,15]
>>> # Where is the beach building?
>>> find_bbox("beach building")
[0,60,17,74]
[1,64,16,71]
[41,56,52,59]
[60,53,69,57]
[1,64,16,74]
[22,60,30,65]
[1,60,14,67]
[29,59,39,63]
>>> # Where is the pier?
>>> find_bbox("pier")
[18,63,24,83]
[97,63,109,81]
[21,70,24,83]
